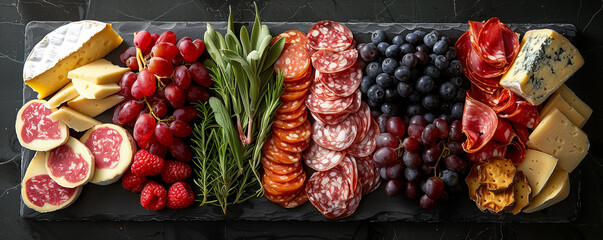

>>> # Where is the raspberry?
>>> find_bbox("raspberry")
[131,150,165,176]
[140,180,167,210]
[161,160,192,184]
[121,170,147,192]
[167,181,194,209]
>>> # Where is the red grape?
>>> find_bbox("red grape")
[410,115,427,127]
[164,84,183,102]
[385,179,403,196]
[424,177,444,199]
[402,137,419,151]
[148,142,168,158]
[186,85,210,103]
[126,56,139,70]
[405,182,418,199]
[173,106,199,122]
[193,39,205,56]
[402,150,421,169]
[386,117,406,137]
[433,118,449,139]
[134,113,156,143]
[151,100,168,118]
[120,47,137,64]
[134,31,152,50]
[119,72,137,100]
[189,62,212,87]
[444,155,467,172]
[422,145,441,164]
[178,39,199,62]
[169,137,192,162]
[385,163,403,179]
[137,134,156,150]
[407,124,424,139]
[112,102,126,125]
[150,33,159,46]
[376,133,398,149]
[377,114,389,133]
[170,120,192,137]
[446,141,463,155]
[169,95,186,109]
[404,168,420,183]
[157,31,177,44]
[421,124,439,145]
[136,69,156,97]
[148,57,174,77]
[419,194,436,210]
[373,147,398,167]
[176,37,192,46]
[117,100,143,124]
[172,52,184,66]
[130,80,144,100]
[154,122,174,146]
[449,120,462,140]
[173,66,191,89]
[421,163,433,175]
[151,42,178,61]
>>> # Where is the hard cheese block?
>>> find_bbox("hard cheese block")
[45,82,79,108]
[67,94,124,117]
[539,91,585,128]
[516,149,558,197]
[556,84,592,127]
[528,108,589,172]
[71,78,121,99]
[67,59,129,85]
[500,29,584,105]
[523,167,570,213]
[23,20,123,99]
[49,106,101,132]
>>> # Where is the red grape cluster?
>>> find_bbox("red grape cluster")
[113,30,212,162]
[372,114,467,210]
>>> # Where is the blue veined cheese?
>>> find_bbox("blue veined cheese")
[500,29,584,105]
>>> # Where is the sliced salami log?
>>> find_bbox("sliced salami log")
[311,48,358,73]
[280,87,309,102]
[274,43,311,80]
[273,134,311,153]
[462,96,498,153]
[312,116,358,151]
[491,118,517,145]
[276,101,306,118]
[356,156,377,195]
[273,111,307,130]
[334,155,358,197]
[499,101,540,129]
[477,17,506,67]
[306,91,355,115]
[351,102,371,143]
[310,111,350,126]
[263,170,306,195]
[271,30,308,46]
[261,156,301,175]
[263,137,301,164]
[315,64,362,97]
[346,118,378,158]
[273,120,312,143]
[279,189,308,208]
[303,141,346,171]
[307,20,354,52]
[467,141,507,163]
[264,165,304,183]
[305,169,351,217]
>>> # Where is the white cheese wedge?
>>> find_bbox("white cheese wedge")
[45,137,95,188]
[67,58,130,85]
[500,29,584,105]
[516,149,558,197]
[22,151,83,213]
[67,94,124,117]
[80,124,136,185]
[528,109,589,172]
[15,99,69,151]
[49,106,101,132]
[71,77,121,99]
[23,20,123,99]
[556,84,592,127]
[45,82,79,108]
[523,167,570,213]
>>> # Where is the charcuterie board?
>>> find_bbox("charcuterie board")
[21,21,581,222]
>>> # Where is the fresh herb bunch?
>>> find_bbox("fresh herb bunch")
[192,3,285,213]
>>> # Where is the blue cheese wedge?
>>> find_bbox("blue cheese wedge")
[500,29,584,105]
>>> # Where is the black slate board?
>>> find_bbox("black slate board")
[21,21,581,222]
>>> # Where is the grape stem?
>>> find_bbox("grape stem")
[143,97,171,122]
[431,141,451,177]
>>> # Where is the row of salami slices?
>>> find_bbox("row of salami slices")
[17,99,135,212]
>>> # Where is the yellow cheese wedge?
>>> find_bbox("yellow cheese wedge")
[516,149,558,197]
[71,78,121,99]
[23,21,123,99]
[45,82,79,108]
[68,59,130,85]
[539,92,585,128]
[527,109,589,172]
[67,94,124,117]
[523,167,570,213]
[49,107,101,132]
[556,85,592,127]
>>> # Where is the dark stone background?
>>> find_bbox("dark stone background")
[1,0,601,239]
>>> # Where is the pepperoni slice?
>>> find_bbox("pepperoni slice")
[307,20,354,52]
[271,30,308,46]
[274,43,311,79]
[498,100,540,129]
[306,89,358,115]
[511,122,529,145]
[310,111,350,126]
[264,165,304,183]
[276,99,306,117]
[501,24,520,65]
[467,46,505,79]
[273,120,312,143]
[264,187,297,203]
[477,17,506,67]
[467,141,507,163]
[455,32,472,70]
[468,87,515,113]
[263,170,306,195]
[491,118,517,145]
[273,112,308,130]
[468,20,484,50]
[305,169,351,217]
[261,156,301,175]
[312,115,358,151]
[279,189,308,208]
[303,141,346,171]
[356,156,377,195]
[311,48,358,73]
[263,137,301,164]
[462,96,498,153]
[280,87,309,102]
[273,134,311,153]
[315,64,362,97]
[346,118,378,158]
[283,73,313,92]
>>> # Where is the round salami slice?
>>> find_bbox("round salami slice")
[355,156,376,195]
[307,20,354,52]
[273,134,311,153]
[468,20,485,50]
[261,156,301,175]
[264,186,297,203]
[344,89,362,113]
[467,141,507,163]
[263,170,306,195]
[276,100,306,117]
[346,118,378,158]
[477,17,507,66]
[303,141,346,172]
[311,48,358,73]
[283,73,313,92]
[264,165,304,184]
[273,112,307,130]
[279,189,308,208]
[315,64,362,97]
[272,120,312,143]
[310,111,350,126]
[45,137,94,188]
[311,77,341,100]
[16,100,69,151]
[491,118,517,145]
[274,43,311,80]
[306,89,357,115]
[334,155,359,197]
[352,102,371,143]
[263,137,301,164]
[462,96,498,153]
[271,30,308,46]
[312,116,358,151]
[280,87,309,102]
[305,169,351,217]
[333,179,362,219]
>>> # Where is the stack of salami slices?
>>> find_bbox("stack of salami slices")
[303,21,380,219]
[455,18,539,165]
[260,30,314,208]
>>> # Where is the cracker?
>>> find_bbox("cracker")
[478,157,516,192]
[475,184,515,215]
[510,171,532,214]
[465,164,480,201]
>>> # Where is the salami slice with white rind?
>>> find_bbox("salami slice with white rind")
[312,116,357,151]
[307,20,354,52]
[315,64,362,97]
[16,99,69,151]
[311,49,358,73]
[45,137,95,188]
[346,118,378,158]
[303,141,346,171]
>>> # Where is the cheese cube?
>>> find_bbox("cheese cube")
[528,109,589,172]
[67,94,124,117]
[68,59,129,85]
[49,107,101,132]
[500,29,584,105]
[523,167,570,213]
[71,78,121,99]
[45,82,79,108]
[539,93,585,128]
[556,85,592,127]
[516,149,558,197]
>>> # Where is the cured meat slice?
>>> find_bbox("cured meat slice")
[276,100,306,117]
[264,170,306,195]
[311,48,358,73]
[307,20,354,52]
[279,189,308,208]
[356,156,377,195]
[21,152,82,213]
[455,32,472,70]
[272,120,312,143]
[263,137,301,164]
[283,72,313,91]
[334,155,359,197]
[477,17,507,66]
[271,30,308,46]
[506,138,526,165]
[274,43,311,80]
[346,118,378,158]
[306,90,355,115]
[333,179,362,219]
[499,101,539,129]
[311,77,341,100]
[273,111,307,130]
[312,116,358,151]
[315,64,362,97]
[467,46,505,79]
[264,166,303,183]
[468,87,516,113]
[351,102,371,143]
[303,141,346,171]
[501,23,520,64]
[511,122,529,145]
[468,21,485,50]
[305,169,351,217]
[16,99,69,151]
[467,141,507,163]
[264,186,297,203]
[261,156,301,175]
[280,87,309,102]
[344,89,362,113]
[491,118,517,145]
[462,96,498,153]
[45,137,95,188]
[310,111,350,126]
[272,134,311,153]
